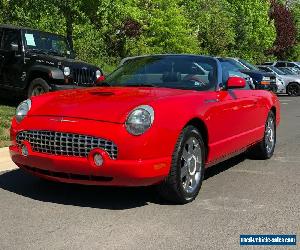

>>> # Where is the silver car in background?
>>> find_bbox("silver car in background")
[258,65,300,96]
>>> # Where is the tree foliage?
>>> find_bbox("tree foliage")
[0,0,299,71]
[270,0,297,59]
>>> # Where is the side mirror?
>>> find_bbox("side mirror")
[226,76,246,89]
[10,43,19,52]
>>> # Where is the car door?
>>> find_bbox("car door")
[206,68,259,162]
[0,28,24,89]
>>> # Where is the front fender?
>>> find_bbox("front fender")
[28,65,64,80]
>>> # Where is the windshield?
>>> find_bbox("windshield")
[105,56,218,91]
[238,59,259,71]
[23,30,72,57]
[218,58,246,72]
[270,66,287,75]
[280,67,300,75]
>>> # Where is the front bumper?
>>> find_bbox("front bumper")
[10,145,170,186]
[10,116,172,186]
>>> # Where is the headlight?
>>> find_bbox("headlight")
[96,70,102,79]
[16,99,31,123]
[63,66,71,76]
[262,76,271,81]
[125,105,154,136]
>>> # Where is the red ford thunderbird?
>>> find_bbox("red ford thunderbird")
[10,55,280,204]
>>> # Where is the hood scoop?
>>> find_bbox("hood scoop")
[90,91,115,96]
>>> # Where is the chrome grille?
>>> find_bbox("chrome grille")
[16,130,118,159]
[73,68,96,86]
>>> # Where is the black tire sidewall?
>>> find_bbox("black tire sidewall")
[262,112,276,158]
[173,126,206,202]
[287,83,300,96]
[27,78,50,98]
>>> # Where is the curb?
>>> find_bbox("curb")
[0,147,18,172]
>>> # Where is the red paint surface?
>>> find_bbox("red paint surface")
[10,86,280,186]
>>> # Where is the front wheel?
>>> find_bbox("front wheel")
[157,125,205,204]
[286,82,300,96]
[248,111,276,160]
[27,78,50,98]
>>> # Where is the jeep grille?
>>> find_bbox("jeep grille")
[73,68,96,86]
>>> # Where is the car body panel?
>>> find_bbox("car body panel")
[10,55,281,187]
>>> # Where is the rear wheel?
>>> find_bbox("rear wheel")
[248,111,276,160]
[27,78,50,98]
[286,82,300,96]
[157,125,205,204]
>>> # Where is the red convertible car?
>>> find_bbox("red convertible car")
[10,55,280,204]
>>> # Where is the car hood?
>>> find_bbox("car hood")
[241,70,275,77]
[27,53,99,70]
[30,87,190,123]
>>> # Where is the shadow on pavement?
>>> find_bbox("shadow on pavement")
[0,155,246,210]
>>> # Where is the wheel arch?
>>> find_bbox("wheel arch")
[185,118,209,161]
[26,65,64,87]
[270,106,276,118]
[287,81,300,89]
[27,70,50,88]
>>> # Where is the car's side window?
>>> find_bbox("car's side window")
[2,29,21,51]
[287,62,296,68]
[276,62,286,67]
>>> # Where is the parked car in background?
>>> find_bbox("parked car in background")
[0,24,103,98]
[217,58,278,92]
[263,61,300,74]
[10,54,280,204]
[279,67,300,75]
[258,65,300,96]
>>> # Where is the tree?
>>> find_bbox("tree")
[184,0,236,56]
[270,0,297,59]
[227,0,276,63]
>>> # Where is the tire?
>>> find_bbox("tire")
[248,111,276,160]
[27,78,50,98]
[157,125,206,204]
[286,82,300,96]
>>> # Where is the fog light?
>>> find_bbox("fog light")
[94,153,103,167]
[21,144,29,157]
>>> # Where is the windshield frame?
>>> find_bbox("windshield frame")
[104,55,219,92]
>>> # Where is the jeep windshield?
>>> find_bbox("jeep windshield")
[22,30,72,58]
[104,55,218,91]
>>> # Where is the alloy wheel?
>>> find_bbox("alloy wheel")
[180,137,202,194]
[265,116,275,154]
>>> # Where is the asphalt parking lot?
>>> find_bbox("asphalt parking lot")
[0,96,299,250]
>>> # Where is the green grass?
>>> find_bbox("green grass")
[0,105,16,148]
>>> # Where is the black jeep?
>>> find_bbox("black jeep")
[0,24,103,98]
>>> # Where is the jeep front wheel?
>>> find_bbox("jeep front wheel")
[27,78,50,98]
